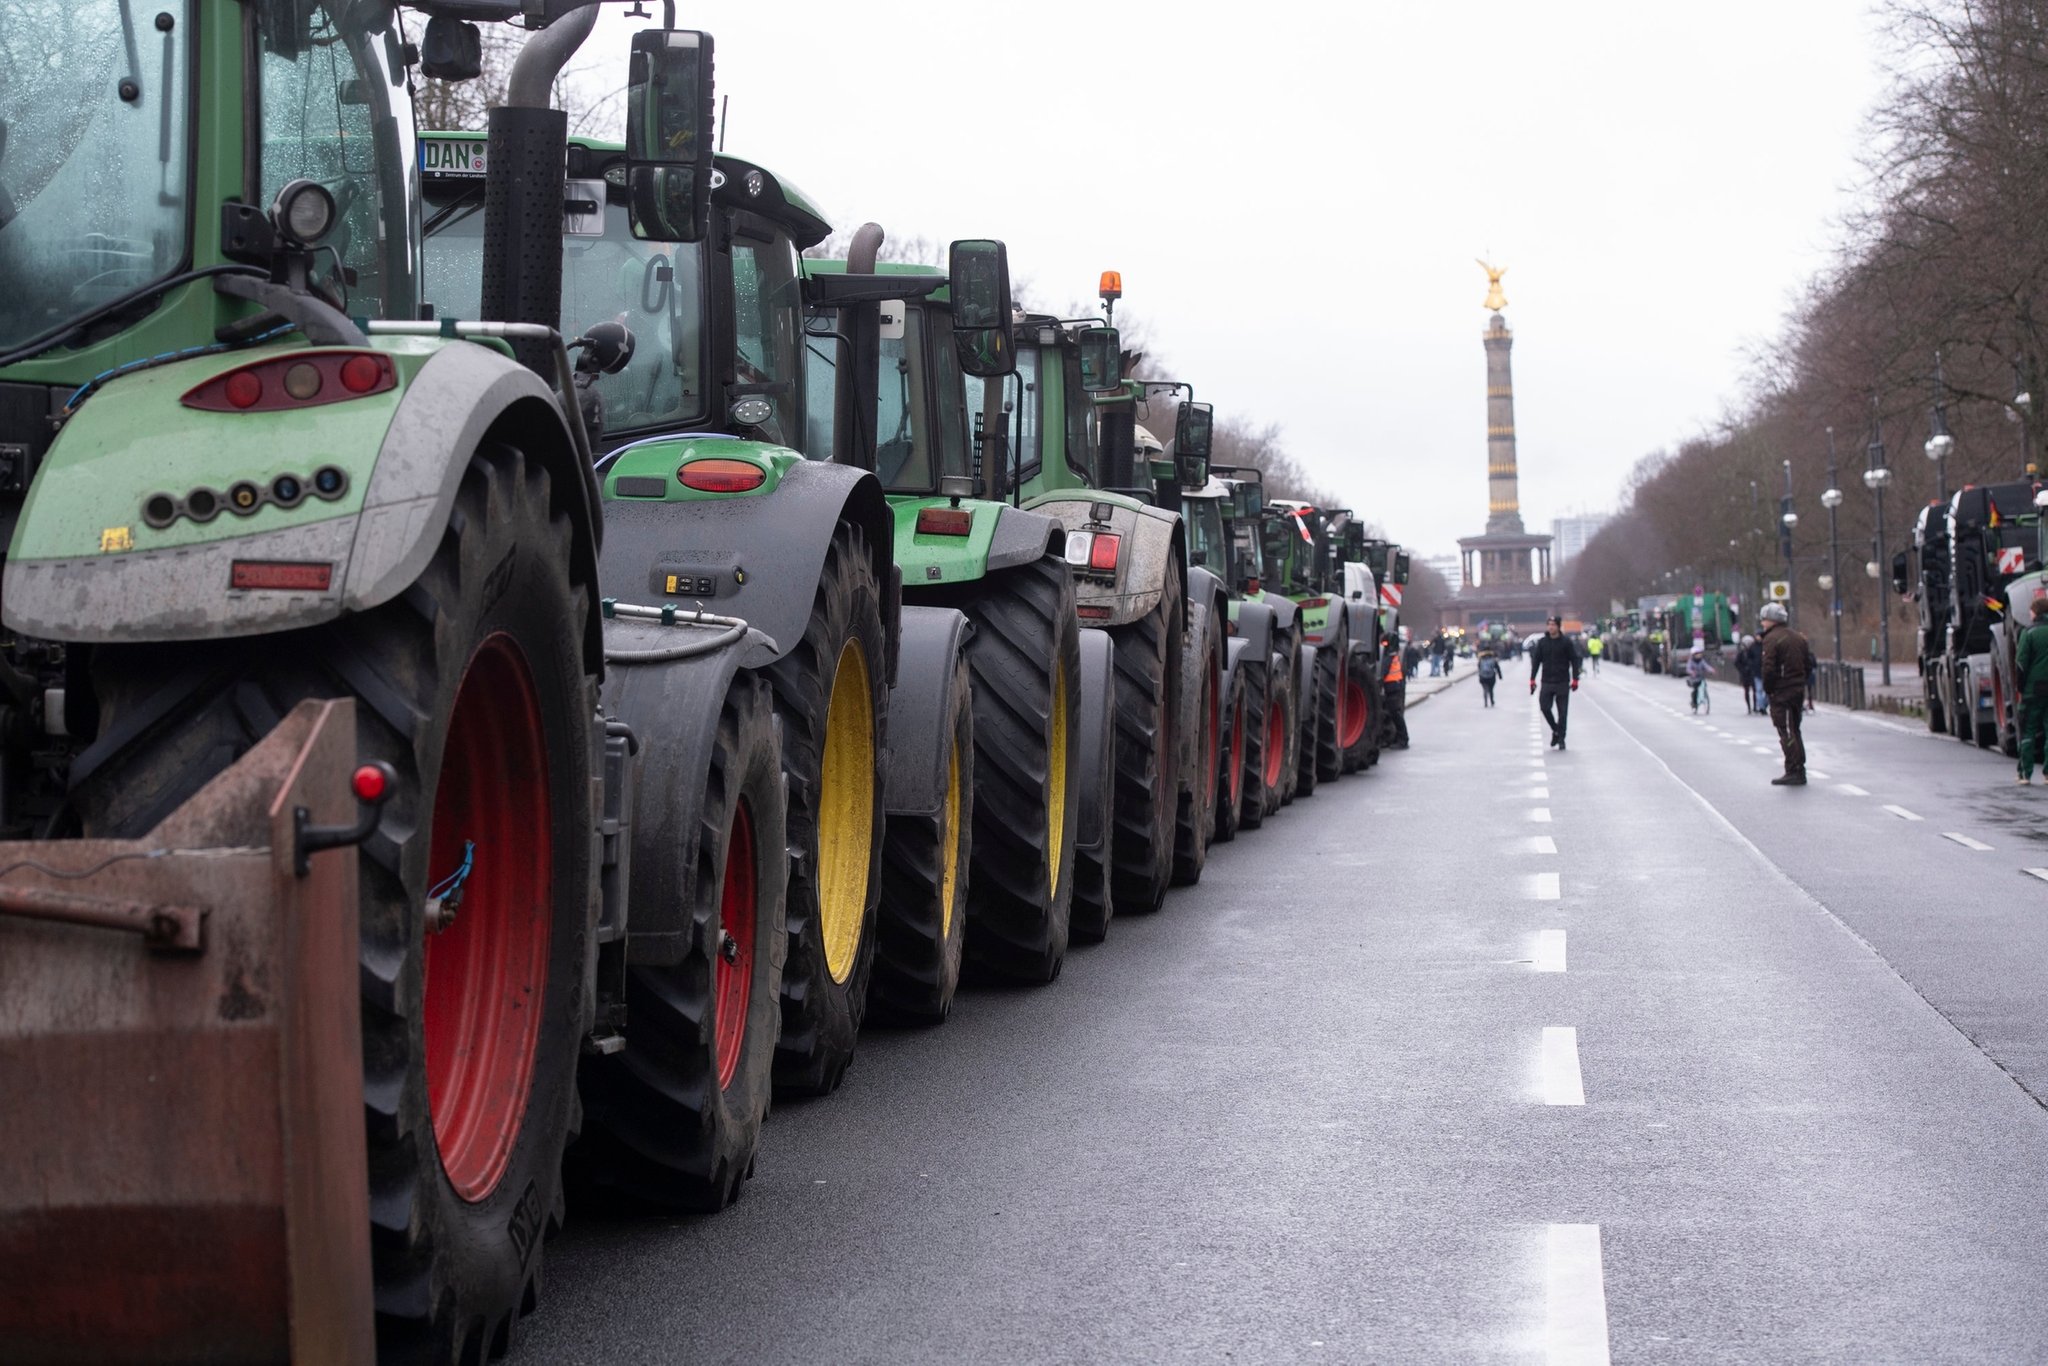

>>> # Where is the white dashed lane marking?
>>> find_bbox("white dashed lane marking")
[1530,872,1561,901]
[1529,787,1550,799]
[2026,868,2048,883]
[1541,1028,1585,1106]
[1944,833,1994,851]
[1533,930,1567,972]
[1835,784,1869,797]
[1884,805,1923,821]
[1527,836,1558,854]
[1545,1224,1612,1366]
[1531,808,1553,823]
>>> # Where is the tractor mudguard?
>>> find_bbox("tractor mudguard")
[881,606,971,819]
[597,459,895,676]
[1074,627,1116,859]
[1261,589,1299,637]
[1224,635,1249,683]
[1233,598,1276,666]
[984,504,1064,573]
[1024,491,1182,628]
[1298,640,1320,704]
[596,616,774,968]
[3,342,601,670]
[1190,566,1227,637]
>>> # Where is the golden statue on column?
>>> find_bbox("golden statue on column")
[1477,259,1508,313]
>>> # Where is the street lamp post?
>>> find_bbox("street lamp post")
[1925,351,1954,504]
[2015,356,2034,479]
[1864,406,1893,686]
[1780,457,1798,627]
[1821,427,1844,663]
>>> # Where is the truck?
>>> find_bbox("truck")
[1896,482,2043,746]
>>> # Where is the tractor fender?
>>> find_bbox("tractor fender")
[881,605,971,818]
[596,460,896,679]
[1232,598,1276,666]
[1176,595,1216,791]
[1189,564,1227,631]
[1297,639,1320,701]
[984,504,1064,573]
[1027,493,1183,628]
[1074,627,1116,857]
[596,619,773,968]
[1261,589,1300,638]
[344,343,604,671]
[1,343,601,667]
[1223,635,1250,685]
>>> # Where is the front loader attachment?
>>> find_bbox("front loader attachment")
[0,699,375,1365]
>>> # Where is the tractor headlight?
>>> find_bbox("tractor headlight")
[272,179,338,247]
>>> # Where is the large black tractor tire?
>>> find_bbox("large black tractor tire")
[1924,671,1947,733]
[1107,561,1184,916]
[929,556,1081,983]
[1293,644,1324,799]
[1341,645,1379,774]
[1275,637,1303,809]
[1313,625,1348,785]
[1068,630,1118,945]
[1171,603,1221,886]
[765,522,888,1097]
[1237,659,1273,831]
[1954,665,1975,747]
[1212,662,1248,845]
[73,440,597,1366]
[870,647,972,1021]
[575,674,787,1211]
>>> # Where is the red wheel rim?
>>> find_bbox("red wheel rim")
[1340,676,1368,749]
[714,800,757,1090]
[423,633,553,1204]
[1227,692,1245,807]
[1264,694,1286,790]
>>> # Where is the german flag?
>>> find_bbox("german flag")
[1989,502,2003,528]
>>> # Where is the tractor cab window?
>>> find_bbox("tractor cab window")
[875,306,931,490]
[802,305,840,461]
[0,0,193,352]
[256,0,417,319]
[985,340,1041,486]
[1061,350,1097,485]
[1186,497,1226,571]
[422,190,707,433]
[926,304,970,484]
[730,229,801,446]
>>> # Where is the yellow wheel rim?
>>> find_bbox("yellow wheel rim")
[1047,663,1069,897]
[940,740,962,938]
[818,639,874,984]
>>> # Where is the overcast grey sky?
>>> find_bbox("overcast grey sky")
[581,1,1885,556]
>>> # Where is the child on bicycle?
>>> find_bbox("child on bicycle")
[1685,647,1713,713]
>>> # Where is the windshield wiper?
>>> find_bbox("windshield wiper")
[424,189,484,239]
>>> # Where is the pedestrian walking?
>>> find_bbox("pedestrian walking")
[2013,596,2048,784]
[1382,637,1410,749]
[1758,602,1816,786]
[1477,649,1501,706]
[1401,638,1422,683]
[1528,616,1582,750]
[1587,634,1603,673]
[1734,634,1762,714]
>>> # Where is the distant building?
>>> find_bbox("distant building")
[1423,553,1462,586]
[1550,514,1608,567]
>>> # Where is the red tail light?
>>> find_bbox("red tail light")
[1077,604,1112,620]
[916,507,974,536]
[1302,596,1329,610]
[677,458,767,493]
[1065,529,1121,573]
[184,351,396,412]
[230,560,334,591]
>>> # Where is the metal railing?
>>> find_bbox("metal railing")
[1811,661,1867,709]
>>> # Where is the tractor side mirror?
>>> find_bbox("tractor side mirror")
[625,29,716,243]
[1174,401,1213,486]
[1231,478,1263,522]
[1077,327,1121,393]
[1394,550,1411,585]
[1890,549,1910,596]
[948,239,1014,378]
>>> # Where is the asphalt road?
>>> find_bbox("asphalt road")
[513,659,2048,1365]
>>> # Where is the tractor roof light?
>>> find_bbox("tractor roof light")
[1099,270,1122,304]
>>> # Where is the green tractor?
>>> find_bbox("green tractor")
[1210,467,1302,826]
[419,130,1005,1087]
[1327,511,1386,773]
[1263,499,1359,797]
[800,250,1097,981]
[987,300,1214,918]
[0,7,798,1358]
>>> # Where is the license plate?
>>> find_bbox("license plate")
[420,138,489,177]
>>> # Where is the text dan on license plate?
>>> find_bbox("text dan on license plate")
[421,139,488,177]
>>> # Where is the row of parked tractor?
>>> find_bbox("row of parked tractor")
[0,6,1416,1362]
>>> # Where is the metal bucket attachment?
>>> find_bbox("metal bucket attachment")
[0,698,375,1365]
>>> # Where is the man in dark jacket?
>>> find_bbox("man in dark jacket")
[1527,616,1581,750]
[1758,602,1817,785]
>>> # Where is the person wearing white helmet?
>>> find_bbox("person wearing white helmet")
[1757,601,1816,785]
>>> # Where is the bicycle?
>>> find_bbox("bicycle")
[1690,676,1711,714]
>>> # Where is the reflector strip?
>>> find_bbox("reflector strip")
[231,560,334,591]
[916,507,974,536]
